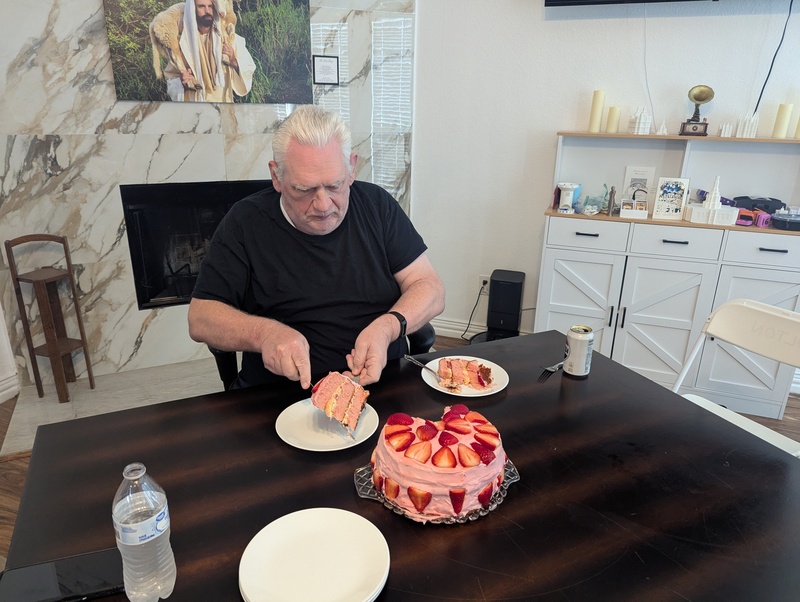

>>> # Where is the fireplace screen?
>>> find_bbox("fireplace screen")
[120,180,269,309]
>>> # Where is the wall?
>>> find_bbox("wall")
[413,0,800,340]
[2,0,799,388]
[0,0,415,387]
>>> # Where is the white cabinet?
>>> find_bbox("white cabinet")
[689,233,800,418]
[536,213,800,417]
[536,217,719,388]
[536,132,800,419]
[537,247,625,356]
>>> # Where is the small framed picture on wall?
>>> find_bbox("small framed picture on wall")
[313,55,339,85]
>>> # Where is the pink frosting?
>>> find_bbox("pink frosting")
[371,406,506,523]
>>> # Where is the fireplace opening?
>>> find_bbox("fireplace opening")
[120,180,269,309]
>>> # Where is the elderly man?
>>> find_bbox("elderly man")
[188,106,445,389]
[159,0,255,102]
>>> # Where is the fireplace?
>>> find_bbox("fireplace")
[120,180,269,309]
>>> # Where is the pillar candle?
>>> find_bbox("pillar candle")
[588,90,605,133]
[772,103,793,138]
[795,116,800,139]
[606,106,620,133]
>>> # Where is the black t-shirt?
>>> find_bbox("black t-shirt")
[192,180,427,385]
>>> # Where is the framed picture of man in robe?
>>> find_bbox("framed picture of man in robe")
[103,0,313,104]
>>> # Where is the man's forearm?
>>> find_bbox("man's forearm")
[188,298,275,352]
[390,276,446,336]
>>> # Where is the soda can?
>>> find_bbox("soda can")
[564,325,593,378]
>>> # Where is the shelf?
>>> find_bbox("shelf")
[557,132,800,145]
[33,338,86,357]
[543,208,800,237]
[553,132,800,212]
[16,267,70,284]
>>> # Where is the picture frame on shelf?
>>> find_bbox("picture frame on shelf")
[652,177,690,221]
[622,165,656,204]
[620,199,648,220]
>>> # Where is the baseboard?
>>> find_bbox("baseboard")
[0,373,20,405]
[429,317,481,341]
[430,317,533,342]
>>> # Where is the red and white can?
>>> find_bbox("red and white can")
[564,325,593,378]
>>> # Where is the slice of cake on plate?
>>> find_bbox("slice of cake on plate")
[311,371,370,434]
[437,358,493,392]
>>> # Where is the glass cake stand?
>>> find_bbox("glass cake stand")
[354,460,520,525]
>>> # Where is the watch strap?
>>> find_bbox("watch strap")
[387,311,407,340]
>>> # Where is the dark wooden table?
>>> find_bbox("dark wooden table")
[8,331,800,600]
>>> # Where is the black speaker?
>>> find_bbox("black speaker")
[487,269,525,337]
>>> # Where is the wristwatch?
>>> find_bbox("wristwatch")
[387,311,407,340]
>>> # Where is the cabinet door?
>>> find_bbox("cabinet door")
[611,256,718,386]
[694,265,800,417]
[534,248,625,356]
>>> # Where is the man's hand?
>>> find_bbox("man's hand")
[259,322,312,389]
[345,315,396,386]
[180,68,195,89]
[221,43,239,71]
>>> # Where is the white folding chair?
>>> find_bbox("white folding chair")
[672,299,800,457]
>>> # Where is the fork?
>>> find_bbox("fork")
[403,354,439,379]
[537,361,564,383]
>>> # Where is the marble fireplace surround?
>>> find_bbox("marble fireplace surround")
[0,1,416,390]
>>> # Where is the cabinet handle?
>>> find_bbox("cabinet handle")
[608,306,614,327]
[620,307,627,328]
[758,247,789,254]
[662,239,689,245]
[575,232,600,237]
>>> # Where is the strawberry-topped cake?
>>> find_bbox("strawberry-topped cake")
[370,404,508,523]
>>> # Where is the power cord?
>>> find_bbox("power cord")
[460,281,487,340]
[753,0,794,115]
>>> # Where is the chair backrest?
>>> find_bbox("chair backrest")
[701,299,800,369]
[408,322,436,355]
[208,346,239,390]
[5,234,75,284]
[672,298,800,394]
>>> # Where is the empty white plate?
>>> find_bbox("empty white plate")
[239,507,390,602]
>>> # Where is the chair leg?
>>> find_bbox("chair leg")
[36,280,71,403]
[47,281,76,383]
[13,283,44,398]
[67,267,95,389]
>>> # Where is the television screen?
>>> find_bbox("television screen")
[545,0,715,5]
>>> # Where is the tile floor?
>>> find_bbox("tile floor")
[1,358,223,456]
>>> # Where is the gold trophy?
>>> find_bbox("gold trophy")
[680,85,714,136]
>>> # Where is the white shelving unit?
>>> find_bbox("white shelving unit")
[535,133,800,420]
[554,132,800,207]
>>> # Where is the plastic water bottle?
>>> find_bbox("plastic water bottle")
[112,463,176,601]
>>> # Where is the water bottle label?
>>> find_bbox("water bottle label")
[113,502,170,546]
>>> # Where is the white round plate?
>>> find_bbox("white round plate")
[239,507,390,602]
[275,398,378,451]
[421,356,509,397]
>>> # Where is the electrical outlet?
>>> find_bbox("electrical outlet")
[478,274,490,295]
